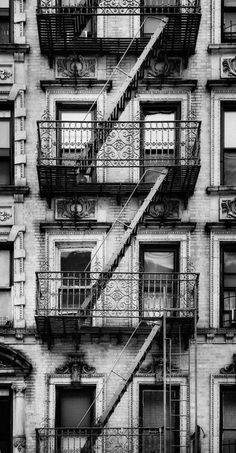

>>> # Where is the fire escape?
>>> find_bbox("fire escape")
[36,1,201,452]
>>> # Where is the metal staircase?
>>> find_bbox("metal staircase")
[80,168,168,312]
[104,16,168,122]
[80,322,162,452]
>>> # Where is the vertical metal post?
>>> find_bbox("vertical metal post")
[194,305,198,453]
[169,337,172,453]
[163,314,167,453]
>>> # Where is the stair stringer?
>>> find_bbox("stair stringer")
[80,169,168,313]
[80,321,162,452]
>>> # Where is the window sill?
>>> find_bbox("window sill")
[0,185,29,195]
[208,43,236,53]
[0,287,11,291]
[206,186,236,195]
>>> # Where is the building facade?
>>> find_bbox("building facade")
[0,0,236,452]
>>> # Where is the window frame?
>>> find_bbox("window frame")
[139,384,180,453]
[0,103,14,186]
[220,385,236,452]
[55,385,96,428]
[139,243,180,317]
[220,242,236,327]
[55,242,96,312]
[140,103,181,182]
[140,243,180,273]
[0,385,13,453]
[221,0,236,43]
[221,102,236,186]
[0,242,13,290]
[56,103,96,179]
[0,1,13,44]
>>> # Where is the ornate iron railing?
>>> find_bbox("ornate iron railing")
[37,0,201,16]
[36,271,199,322]
[36,427,185,453]
[37,120,200,170]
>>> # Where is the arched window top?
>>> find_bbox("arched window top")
[0,344,32,377]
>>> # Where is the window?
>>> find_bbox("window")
[140,385,180,453]
[57,104,95,182]
[221,386,236,452]
[56,386,95,450]
[221,244,236,327]
[59,247,92,311]
[141,104,180,183]
[140,244,179,317]
[0,386,12,453]
[221,104,236,185]
[222,0,236,42]
[0,106,13,185]
[142,0,179,35]
[58,1,96,37]
[0,244,12,324]
[0,1,11,44]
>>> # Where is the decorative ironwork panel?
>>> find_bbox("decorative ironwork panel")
[36,271,199,322]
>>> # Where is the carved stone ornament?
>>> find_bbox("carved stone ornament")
[221,56,236,78]
[0,206,13,225]
[0,64,14,84]
[146,55,182,78]
[146,199,180,220]
[56,55,97,79]
[11,383,27,395]
[220,353,236,374]
[14,436,26,452]
[55,198,96,220]
[55,353,96,382]
[220,197,236,220]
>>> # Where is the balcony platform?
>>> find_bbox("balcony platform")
[35,271,199,344]
[37,168,200,200]
[36,4,201,57]
[37,119,201,201]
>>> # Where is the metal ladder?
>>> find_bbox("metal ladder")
[80,168,168,312]
[80,321,162,452]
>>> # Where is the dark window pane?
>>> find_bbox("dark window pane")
[57,388,94,428]
[61,251,91,272]
[223,391,236,428]
[0,388,11,453]
[142,388,178,428]
[224,152,236,185]
[224,12,236,38]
